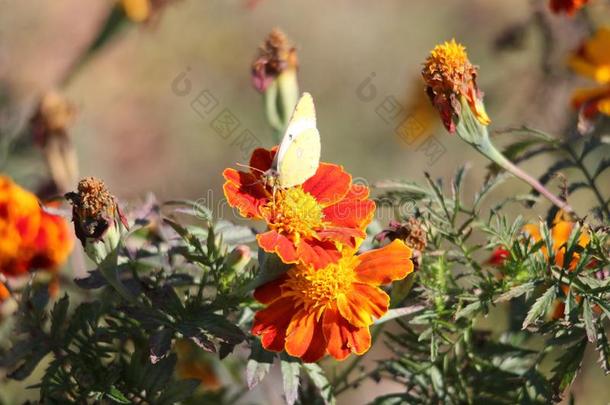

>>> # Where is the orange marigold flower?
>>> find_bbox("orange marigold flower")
[30,209,74,271]
[0,176,41,276]
[569,27,610,84]
[422,39,490,133]
[223,148,375,270]
[251,240,413,362]
[549,0,589,15]
[0,176,72,276]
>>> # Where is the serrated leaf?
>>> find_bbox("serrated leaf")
[106,386,131,404]
[595,319,610,374]
[495,282,535,303]
[374,305,426,325]
[550,338,586,394]
[582,299,596,342]
[303,363,336,405]
[455,301,481,319]
[522,287,556,329]
[246,339,275,389]
[50,294,69,339]
[280,354,301,405]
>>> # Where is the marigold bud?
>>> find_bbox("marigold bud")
[251,28,298,93]
[422,39,490,133]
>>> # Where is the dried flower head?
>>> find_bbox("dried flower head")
[422,39,490,133]
[30,91,75,146]
[251,28,298,92]
[549,0,589,15]
[376,218,427,253]
[66,177,127,247]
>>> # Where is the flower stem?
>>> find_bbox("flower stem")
[476,138,575,214]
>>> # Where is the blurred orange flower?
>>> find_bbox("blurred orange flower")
[569,27,610,84]
[0,176,72,277]
[223,148,375,270]
[549,0,589,15]
[251,240,413,362]
[422,39,490,133]
[568,27,610,118]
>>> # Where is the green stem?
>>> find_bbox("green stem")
[476,137,575,215]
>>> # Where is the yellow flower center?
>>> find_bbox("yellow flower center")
[284,256,358,311]
[265,187,325,242]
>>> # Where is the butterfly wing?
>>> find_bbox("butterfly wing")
[274,92,321,188]
[277,127,321,188]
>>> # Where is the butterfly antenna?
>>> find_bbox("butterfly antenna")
[236,162,266,175]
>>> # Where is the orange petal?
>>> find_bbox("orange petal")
[249,148,275,173]
[522,223,541,242]
[354,240,413,285]
[223,168,268,219]
[296,239,342,270]
[253,274,288,304]
[300,319,327,363]
[285,309,317,358]
[337,283,389,327]
[257,230,298,265]
[317,227,364,249]
[344,183,370,201]
[252,298,294,352]
[322,199,375,230]
[323,306,371,361]
[302,163,351,208]
[0,282,10,302]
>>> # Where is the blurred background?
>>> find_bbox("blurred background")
[1,0,609,403]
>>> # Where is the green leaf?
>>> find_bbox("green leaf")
[303,363,336,405]
[106,386,131,404]
[550,338,587,394]
[50,294,70,339]
[374,305,425,325]
[522,286,556,330]
[455,301,482,320]
[280,354,301,405]
[246,340,275,389]
[582,299,596,343]
[495,282,536,303]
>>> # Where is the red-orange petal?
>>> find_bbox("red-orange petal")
[323,306,371,360]
[223,168,268,219]
[257,230,298,264]
[302,163,351,208]
[251,297,294,352]
[296,239,342,270]
[253,274,288,304]
[322,199,375,230]
[317,227,364,249]
[285,309,317,358]
[249,148,275,173]
[337,283,389,327]
[354,240,413,285]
